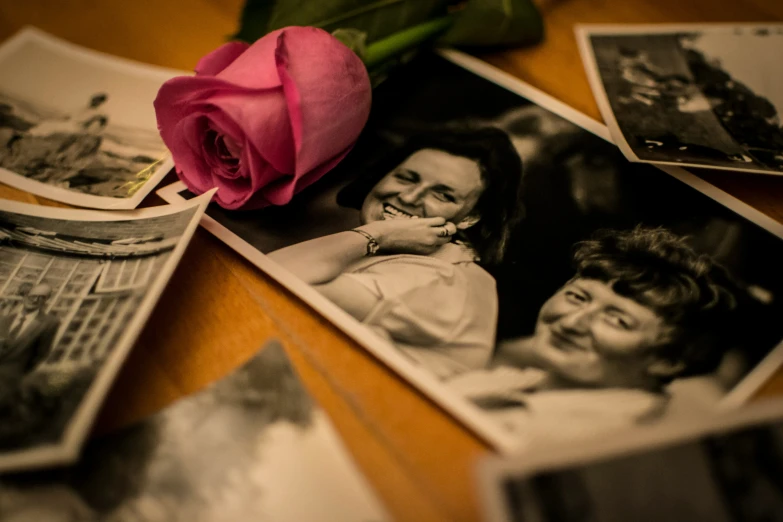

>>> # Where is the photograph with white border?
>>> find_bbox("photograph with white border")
[0,191,211,472]
[0,340,389,522]
[159,49,783,453]
[0,27,187,209]
[477,399,783,522]
[576,23,783,175]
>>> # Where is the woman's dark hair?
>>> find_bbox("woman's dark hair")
[572,226,741,382]
[337,124,525,265]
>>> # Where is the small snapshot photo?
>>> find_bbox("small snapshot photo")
[0,195,208,472]
[0,27,186,209]
[160,50,783,453]
[0,341,388,522]
[577,24,783,175]
[478,402,783,522]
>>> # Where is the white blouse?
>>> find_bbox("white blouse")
[344,242,498,379]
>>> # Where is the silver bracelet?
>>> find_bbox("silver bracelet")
[351,228,379,256]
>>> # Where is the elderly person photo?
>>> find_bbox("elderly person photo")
[269,125,525,378]
[449,226,741,441]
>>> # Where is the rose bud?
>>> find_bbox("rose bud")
[154,27,372,209]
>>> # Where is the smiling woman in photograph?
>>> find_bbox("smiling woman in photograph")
[449,226,742,440]
[269,125,525,378]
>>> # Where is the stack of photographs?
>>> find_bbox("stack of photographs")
[469,23,783,520]
[3,19,783,521]
[0,27,215,474]
[0,27,391,521]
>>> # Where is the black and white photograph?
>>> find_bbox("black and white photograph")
[159,49,783,453]
[477,400,783,522]
[0,193,209,472]
[0,341,388,522]
[0,27,186,209]
[576,24,783,175]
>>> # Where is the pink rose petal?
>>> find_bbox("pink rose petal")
[208,89,295,174]
[219,161,280,210]
[155,75,294,173]
[275,27,371,175]
[174,115,213,193]
[213,169,253,208]
[216,28,287,90]
[258,143,352,206]
[195,41,250,76]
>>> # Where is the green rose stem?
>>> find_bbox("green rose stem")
[362,15,454,70]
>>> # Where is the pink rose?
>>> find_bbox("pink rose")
[154,27,372,209]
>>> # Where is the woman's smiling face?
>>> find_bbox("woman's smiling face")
[360,148,484,226]
[528,278,672,387]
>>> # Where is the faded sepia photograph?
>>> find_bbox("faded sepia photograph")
[0,27,184,209]
[0,342,388,522]
[479,402,783,522]
[578,24,783,174]
[0,195,207,471]
[160,50,783,452]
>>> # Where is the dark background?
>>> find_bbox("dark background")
[195,52,783,380]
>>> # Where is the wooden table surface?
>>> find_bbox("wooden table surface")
[1,1,782,520]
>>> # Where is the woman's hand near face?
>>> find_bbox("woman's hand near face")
[359,217,457,255]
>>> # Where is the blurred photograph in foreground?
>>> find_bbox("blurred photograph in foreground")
[0,341,388,522]
[479,400,783,522]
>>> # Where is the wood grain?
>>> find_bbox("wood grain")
[1,1,782,520]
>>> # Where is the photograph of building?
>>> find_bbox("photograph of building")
[0,203,197,455]
[1,228,176,371]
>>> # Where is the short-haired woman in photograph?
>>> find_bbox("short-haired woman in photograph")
[450,226,741,440]
[269,126,525,378]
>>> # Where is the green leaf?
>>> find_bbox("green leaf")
[438,0,544,47]
[234,0,453,44]
[363,15,452,68]
[331,28,369,60]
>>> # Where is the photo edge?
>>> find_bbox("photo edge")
[30,194,211,462]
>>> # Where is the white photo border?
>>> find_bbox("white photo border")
[0,27,189,209]
[476,398,783,522]
[158,48,783,454]
[0,190,213,473]
[575,23,783,176]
